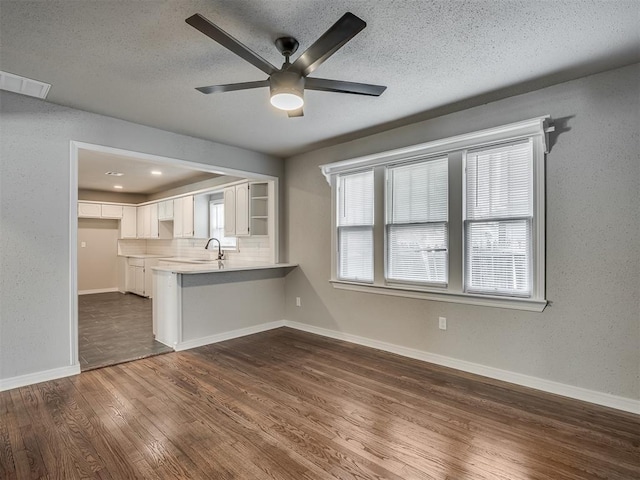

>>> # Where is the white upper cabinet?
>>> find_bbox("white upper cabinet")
[150,203,159,238]
[79,202,125,219]
[78,202,102,218]
[78,201,137,238]
[158,200,173,221]
[101,204,123,219]
[136,204,159,239]
[173,195,207,238]
[235,183,250,236]
[121,206,137,238]
[223,187,236,237]
[173,196,193,238]
[224,183,250,236]
[223,182,269,237]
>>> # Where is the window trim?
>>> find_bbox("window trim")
[321,116,551,312]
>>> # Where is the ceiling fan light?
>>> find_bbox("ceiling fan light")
[270,92,304,111]
[269,70,304,111]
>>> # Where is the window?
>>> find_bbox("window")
[321,116,549,311]
[337,170,374,283]
[209,199,237,249]
[465,141,533,297]
[386,157,448,285]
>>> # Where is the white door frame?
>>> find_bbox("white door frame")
[69,140,279,367]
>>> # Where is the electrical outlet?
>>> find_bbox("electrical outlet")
[296,297,301,307]
[81,241,86,248]
[439,317,447,330]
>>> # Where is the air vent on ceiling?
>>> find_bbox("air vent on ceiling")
[0,71,51,99]
[105,171,124,176]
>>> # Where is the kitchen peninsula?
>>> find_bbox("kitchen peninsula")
[152,261,297,351]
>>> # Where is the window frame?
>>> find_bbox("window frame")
[321,117,550,312]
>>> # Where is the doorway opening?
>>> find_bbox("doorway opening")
[70,141,279,371]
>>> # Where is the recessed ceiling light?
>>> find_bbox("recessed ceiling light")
[114,185,123,189]
[151,170,162,175]
[105,171,124,176]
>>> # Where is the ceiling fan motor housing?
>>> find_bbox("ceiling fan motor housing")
[270,70,305,108]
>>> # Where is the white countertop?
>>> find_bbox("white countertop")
[119,254,168,259]
[151,261,297,275]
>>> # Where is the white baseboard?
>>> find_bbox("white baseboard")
[175,320,286,352]
[0,364,81,392]
[283,320,640,415]
[3,320,636,415]
[78,287,119,295]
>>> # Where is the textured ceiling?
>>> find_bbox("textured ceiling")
[1,1,638,157]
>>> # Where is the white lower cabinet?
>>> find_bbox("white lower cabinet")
[125,257,158,298]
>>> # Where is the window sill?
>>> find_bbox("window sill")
[329,280,547,312]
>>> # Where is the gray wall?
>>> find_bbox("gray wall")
[181,269,288,342]
[0,91,283,381]
[77,218,119,292]
[283,64,640,400]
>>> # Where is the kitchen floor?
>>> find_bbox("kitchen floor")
[78,292,173,371]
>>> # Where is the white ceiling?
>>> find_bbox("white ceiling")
[1,1,638,158]
[78,149,219,194]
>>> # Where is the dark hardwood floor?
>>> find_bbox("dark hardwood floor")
[78,292,172,371]
[1,328,638,479]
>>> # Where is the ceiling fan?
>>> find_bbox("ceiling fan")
[185,12,386,117]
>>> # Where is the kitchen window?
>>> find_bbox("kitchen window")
[209,199,237,249]
[322,116,550,311]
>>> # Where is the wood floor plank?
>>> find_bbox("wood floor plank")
[1,327,638,479]
[146,352,405,480]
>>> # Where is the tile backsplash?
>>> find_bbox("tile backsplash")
[118,236,273,264]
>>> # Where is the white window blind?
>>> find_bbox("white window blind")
[337,170,374,282]
[386,158,448,285]
[465,140,533,296]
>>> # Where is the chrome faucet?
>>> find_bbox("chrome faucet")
[204,237,224,260]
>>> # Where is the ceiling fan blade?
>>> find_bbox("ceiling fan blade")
[305,77,386,96]
[290,12,366,77]
[196,80,270,94]
[186,14,278,76]
[287,107,304,118]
